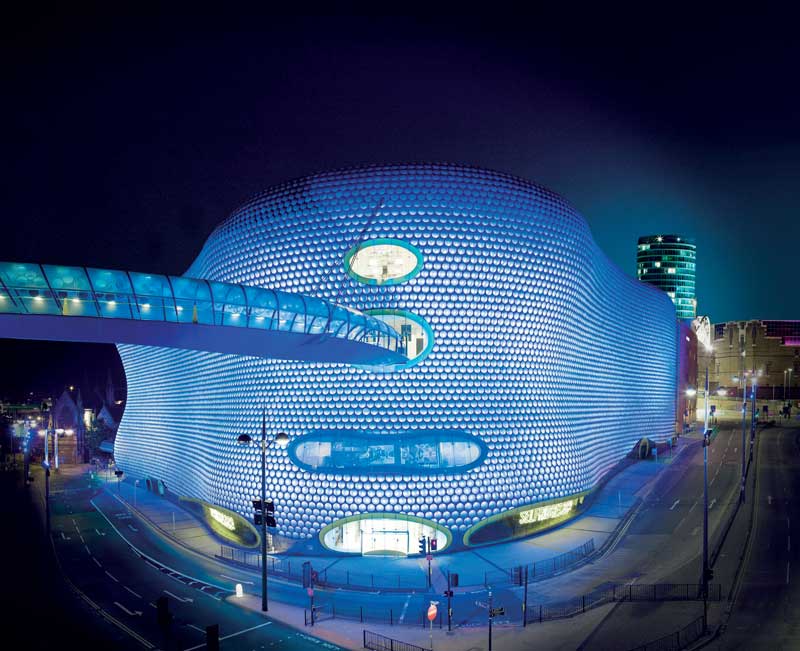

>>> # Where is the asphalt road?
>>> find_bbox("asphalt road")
[37,470,347,650]
[720,424,800,650]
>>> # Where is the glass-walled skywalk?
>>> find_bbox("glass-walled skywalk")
[0,262,404,364]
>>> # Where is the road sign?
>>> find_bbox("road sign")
[490,607,505,617]
[427,604,438,621]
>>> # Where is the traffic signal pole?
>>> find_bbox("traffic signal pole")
[522,565,528,627]
[446,570,452,632]
[488,589,493,651]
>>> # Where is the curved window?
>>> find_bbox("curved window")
[363,309,433,371]
[320,513,451,555]
[289,429,487,474]
[344,238,423,286]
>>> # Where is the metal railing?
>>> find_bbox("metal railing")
[363,630,428,651]
[0,261,402,353]
[217,546,428,591]
[626,615,706,651]
[526,583,722,624]
[483,538,595,587]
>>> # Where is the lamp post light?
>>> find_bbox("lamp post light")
[236,412,288,613]
[134,479,140,507]
[702,367,710,633]
[114,469,124,494]
[789,369,794,402]
[740,372,748,504]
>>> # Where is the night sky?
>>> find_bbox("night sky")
[1,9,798,399]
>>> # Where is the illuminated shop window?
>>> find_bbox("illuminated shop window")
[344,238,423,286]
[364,309,433,371]
[320,513,451,555]
[289,429,487,474]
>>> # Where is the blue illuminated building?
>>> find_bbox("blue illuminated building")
[108,163,678,554]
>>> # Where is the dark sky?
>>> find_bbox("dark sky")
[1,9,798,398]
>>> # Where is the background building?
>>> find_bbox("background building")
[637,234,696,320]
[113,163,679,554]
[699,319,800,401]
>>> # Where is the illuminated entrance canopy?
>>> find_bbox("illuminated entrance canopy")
[320,513,451,556]
[344,238,423,286]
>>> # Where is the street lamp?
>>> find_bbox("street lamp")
[236,412,288,612]
[701,367,710,633]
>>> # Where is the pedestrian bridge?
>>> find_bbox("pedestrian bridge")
[0,262,406,365]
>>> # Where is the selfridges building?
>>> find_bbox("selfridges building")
[115,163,677,555]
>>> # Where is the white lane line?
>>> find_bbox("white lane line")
[148,602,156,609]
[183,622,273,651]
[124,586,142,599]
[71,518,77,526]
[95,528,106,536]
[164,589,193,603]
[187,624,204,633]
[60,532,67,540]
[670,500,680,511]
[84,544,91,555]
[127,524,139,532]
[220,574,253,585]
[709,499,717,510]
[769,496,773,505]
[106,571,120,583]
[78,534,85,543]
[93,557,102,567]
[689,501,698,513]
[114,601,143,617]
[399,595,411,624]
[787,562,791,585]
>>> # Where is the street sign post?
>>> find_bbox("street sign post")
[428,601,439,650]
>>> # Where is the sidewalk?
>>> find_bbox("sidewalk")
[108,438,692,595]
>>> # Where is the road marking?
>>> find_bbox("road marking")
[148,602,156,609]
[670,499,680,511]
[60,532,67,540]
[124,586,142,598]
[709,499,717,510]
[84,545,91,555]
[95,528,106,536]
[93,557,102,567]
[164,590,193,603]
[399,595,411,623]
[787,562,791,585]
[689,501,698,513]
[78,534,85,543]
[187,623,204,633]
[769,496,773,505]
[220,574,253,584]
[106,571,120,583]
[114,601,143,617]
[71,518,77,526]
[183,622,273,651]
[127,523,139,532]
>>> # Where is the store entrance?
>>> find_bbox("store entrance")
[321,514,449,556]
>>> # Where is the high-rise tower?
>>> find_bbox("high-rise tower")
[637,234,696,320]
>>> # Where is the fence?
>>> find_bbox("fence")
[300,598,445,628]
[217,547,427,591]
[363,630,428,651]
[526,583,722,625]
[626,615,706,651]
[483,538,595,587]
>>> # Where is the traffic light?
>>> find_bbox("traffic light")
[443,590,454,597]
[430,538,438,551]
[254,499,277,528]
[418,537,427,554]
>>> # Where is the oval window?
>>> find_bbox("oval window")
[320,513,452,555]
[363,309,433,371]
[288,429,487,475]
[344,238,423,286]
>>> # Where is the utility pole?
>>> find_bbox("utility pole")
[446,570,452,632]
[488,589,493,651]
[522,565,529,627]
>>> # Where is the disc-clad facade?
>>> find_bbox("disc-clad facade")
[114,163,678,554]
